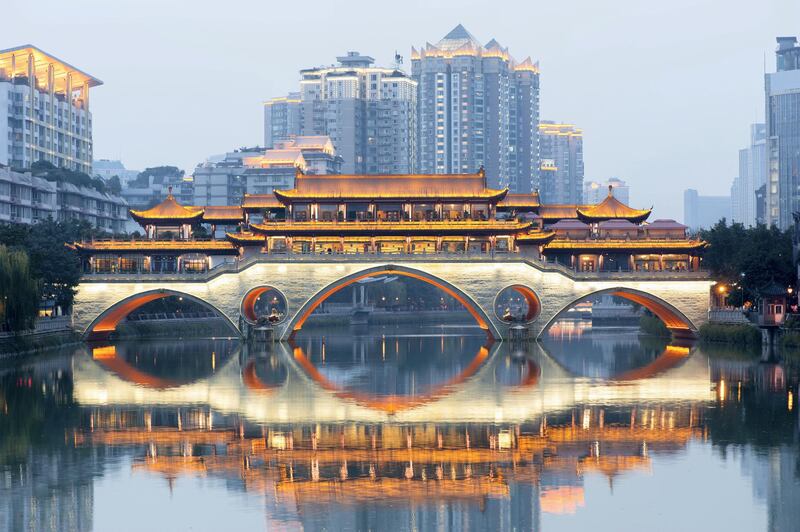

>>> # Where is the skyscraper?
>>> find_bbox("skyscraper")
[765,37,800,229]
[731,124,766,227]
[0,45,101,175]
[411,25,540,192]
[539,122,584,204]
[683,189,731,230]
[268,52,417,174]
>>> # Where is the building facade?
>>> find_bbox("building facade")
[765,37,800,229]
[193,137,341,212]
[268,52,417,175]
[584,178,629,205]
[539,122,584,204]
[263,92,302,148]
[92,159,140,187]
[683,189,731,231]
[731,124,767,227]
[0,166,127,231]
[0,45,101,175]
[411,25,540,193]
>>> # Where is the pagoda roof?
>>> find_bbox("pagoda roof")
[129,194,204,225]
[598,219,639,229]
[497,193,540,209]
[241,194,284,210]
[273,172,507,202]
[248,220,530,237]
[758,280,789,297]
[515,230,556,244]
[576,188,651,223]
[72,240,239,255]
[644,219,688,230]
[539,204,590,221]
[543,239,707,253]
[200,206,244,223]
[550,219,590,230]
[226,232,265,246]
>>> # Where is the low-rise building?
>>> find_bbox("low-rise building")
[92,159,140,187]
[0,165,127,231]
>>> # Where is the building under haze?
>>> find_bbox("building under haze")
[765,37,800,229]
[411,25,541,193]
[683,189,731,231]
[267,52,416,175]
[193,136,341,209]
[0,45,100,175]
[730,124,766,227]
[92,159,140,187]
[539,122,584,204]
[584,177,629,205]
[263,92,302,148]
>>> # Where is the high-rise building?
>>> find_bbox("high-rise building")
[584,178,629,205]
[539,122,584,204]
[268,52,416,174]
[263,92,302,148]
[411,25,540,193]
[765,37,800,228]
[0,45,101,175]
[683,189,731,231]
[731,124,767,227]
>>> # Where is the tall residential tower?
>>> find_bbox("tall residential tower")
[731,123,766,227]
[267,52,417,175]
[411,25,540,193]
[0,45,101,175]
[538,122,584,204]
[765,37,800,228]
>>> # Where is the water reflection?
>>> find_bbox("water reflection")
[0,326,798,531]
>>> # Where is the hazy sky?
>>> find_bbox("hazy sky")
[6,0,799,219]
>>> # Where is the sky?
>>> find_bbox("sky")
[6,0,800,220]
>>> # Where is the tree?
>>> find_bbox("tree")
[131,166,184,188]
[106,175,122,196]
[0,245,39,332]
[699,220,794,306]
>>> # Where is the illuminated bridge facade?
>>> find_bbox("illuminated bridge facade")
[72,258,712,341]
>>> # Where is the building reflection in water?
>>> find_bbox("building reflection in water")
[1,328,799,531]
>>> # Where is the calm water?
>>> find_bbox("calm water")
[0,324,799,532]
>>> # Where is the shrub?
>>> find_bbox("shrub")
[639,315,670,337]
[698,323,761,346]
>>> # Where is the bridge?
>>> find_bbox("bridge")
[71,255,712,341]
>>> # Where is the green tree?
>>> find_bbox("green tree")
[0,245,39,332]
[699,220,794,306]
[106,175,122,195]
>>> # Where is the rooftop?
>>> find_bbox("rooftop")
[0,45,102,91]
[576,188,651,223]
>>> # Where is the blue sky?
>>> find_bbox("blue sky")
[5,0,799,219]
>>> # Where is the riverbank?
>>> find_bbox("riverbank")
[0,330,81,358]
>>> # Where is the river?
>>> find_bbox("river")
[0,323,798,531]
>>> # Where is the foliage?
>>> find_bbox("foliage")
[130,166,184,188]
[0,245,39,332]
[29,160,111,195]
[106,175,122,195]
[699,220,793,307]
[639,314,670,337]
[0,219,105,312]
[698,322,761,346]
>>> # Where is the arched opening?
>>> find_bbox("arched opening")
[89,338,238,389]
[494,285,541,323]
[286,265,498,341]
[84,289,240,341]
[539,287,696,339]
[241,286,288,324]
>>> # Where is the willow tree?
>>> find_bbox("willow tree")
[0,245,39,332]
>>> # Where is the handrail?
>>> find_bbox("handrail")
[80,253,710,283]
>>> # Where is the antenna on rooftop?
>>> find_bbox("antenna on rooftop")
[394,51,403,69]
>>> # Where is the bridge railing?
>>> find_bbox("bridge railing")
[79,252,709,283]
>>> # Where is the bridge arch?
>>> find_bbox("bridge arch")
[284,264,500,341]
[83,289,241,341]
[538,287,698,339]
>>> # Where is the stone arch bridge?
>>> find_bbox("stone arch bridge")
[71,257,712,341]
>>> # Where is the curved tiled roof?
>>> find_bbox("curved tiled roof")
[576,190,651,223]
[129,194,204,224]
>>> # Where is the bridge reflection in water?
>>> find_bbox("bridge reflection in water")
[64,328,719,525]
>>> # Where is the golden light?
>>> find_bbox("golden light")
[271,432,287,450]
[789,391,794,412]
[498,431,513,450]
[717,285,727,294]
